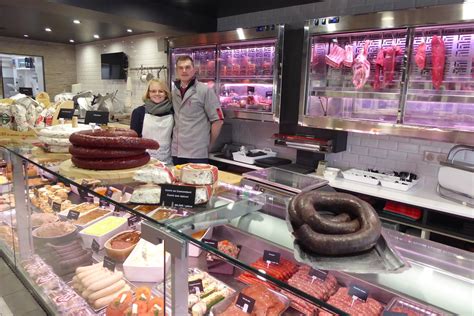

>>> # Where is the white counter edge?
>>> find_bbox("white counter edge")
[209,153,263,170]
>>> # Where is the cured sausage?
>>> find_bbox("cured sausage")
[291,191,361,234]
[72,153,150,170]
[69,128,159,150]
[289,191,381,256]
[69,145,146,159]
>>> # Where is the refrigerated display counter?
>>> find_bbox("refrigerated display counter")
[0,144,472,315]
[299,3,474,145]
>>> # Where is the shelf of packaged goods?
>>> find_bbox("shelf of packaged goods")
[220,76,274,80]
[311,88,400,101]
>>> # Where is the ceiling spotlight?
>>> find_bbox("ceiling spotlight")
[69,39,75,43]
[73,19,81,24]
[127,29,133,33]
[23,34,29,38]
[93,34,100,39]
[45,27,52,32]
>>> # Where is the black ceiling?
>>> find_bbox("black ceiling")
[0,0,322,45]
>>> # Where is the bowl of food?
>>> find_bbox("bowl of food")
[32,221,78,245]
[104,230,141,262]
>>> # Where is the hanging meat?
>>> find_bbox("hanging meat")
[415,41,426,70]
[325,43,346,68]
[373,49,385,90]
[382,45,402,86]
[431,35,446,90]
[352,40,371,90]
[343,44,354,67]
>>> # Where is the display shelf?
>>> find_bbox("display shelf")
[220,75,274,80]
[311,88,401,101]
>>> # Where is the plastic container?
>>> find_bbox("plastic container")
[79,217,128,249]
[385,297,446,316]
[342,168,383,185]
[323,167,341,180]
[380,175,418,191]
[188,227,213,257]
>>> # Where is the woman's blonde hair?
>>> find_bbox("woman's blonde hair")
[142,79,171,102]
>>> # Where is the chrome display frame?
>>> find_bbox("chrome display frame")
[298,3,474,145]
[168,25,285,122]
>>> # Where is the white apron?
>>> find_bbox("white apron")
[142,113,174,164]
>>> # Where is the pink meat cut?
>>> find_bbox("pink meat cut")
[352,40,371,89]
[373,49,385,90]
[343,45,354,67]
[415,42,426,70]
[431,35,445,90]
[325,43,346,68]
[383,45,401,86]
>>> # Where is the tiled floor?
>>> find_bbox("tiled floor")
[0,258,46,316]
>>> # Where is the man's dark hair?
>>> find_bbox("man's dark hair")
[175,55,194,67]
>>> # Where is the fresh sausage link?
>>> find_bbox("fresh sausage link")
[69,128,159,149]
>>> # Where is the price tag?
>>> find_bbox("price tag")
[202,238,218,249]
[265,91,273,98]
[57,108,75,120]
[121,185,133,195]
[33,188,39,198]
[188,279,204,295]
[308,268,328,282]
[52,201,61,213]
[67,210,80,220]
[383,312,408,316]
[160,184,196,208]
[47,196,53,206]
[99,199,109,208]
[247,86,255,94]
[235,293,256,314]
[84,111,109,125]
[105,187,114,197]
[103,256,116,271]
[263,250,280,265]
[91,239,100,253]
[348,285,369,303]
[128,214,140,227]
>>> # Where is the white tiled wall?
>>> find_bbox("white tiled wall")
[75,33,168,112]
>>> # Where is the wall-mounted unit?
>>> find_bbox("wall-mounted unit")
[299,3,474,145]
[168,25,284,122]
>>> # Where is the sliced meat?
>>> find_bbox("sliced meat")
[415,41,426,70]
[431,35,446,90]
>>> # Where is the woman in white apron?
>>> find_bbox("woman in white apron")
[130,79,173,164]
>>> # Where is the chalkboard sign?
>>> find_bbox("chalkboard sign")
[58,108,75,120]
[84,111,109,125]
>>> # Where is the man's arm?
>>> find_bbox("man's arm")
[209,120,224,151]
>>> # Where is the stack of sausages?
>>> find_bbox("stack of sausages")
[288,191,381,256]
[69,128,159,170]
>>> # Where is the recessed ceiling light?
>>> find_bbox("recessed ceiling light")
[69,39,75,43]
[45,27,52,32]
[127,29,133,33]
[23,34,29,38]
[93,34,100,39]
[73,19,81,24]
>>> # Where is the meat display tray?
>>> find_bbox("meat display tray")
[285,215,408,274]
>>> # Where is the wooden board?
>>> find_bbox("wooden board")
[218,171,242,185]
[58,159,156,184]
[31,147,71,161]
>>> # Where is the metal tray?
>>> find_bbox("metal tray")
[385,297,449,316]
[286,214,408,274]
[209,286,290,316]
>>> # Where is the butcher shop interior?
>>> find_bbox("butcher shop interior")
[0,0,473,315]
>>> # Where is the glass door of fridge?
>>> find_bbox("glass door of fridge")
[306,29,408,123]
[405,24,474,131]
[170,46,217,88]
[218,40,277,113]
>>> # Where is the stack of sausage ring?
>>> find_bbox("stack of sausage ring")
[288,191,382,256]
[69,128,159,170]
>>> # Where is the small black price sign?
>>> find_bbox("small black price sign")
[128,214,140,227]
[121,185,133,195]
[105,187,114,197]
[84,110,109,125]
[265,91,273,98]
[91,239,100,253]
[52,201,61,213]
[99,199,109,208]
[47,196,53,206]
[57,108,75,120]
[308,268,328,282]
[188,279,204,294]
[263,250,280,265]
[247,86,255,94]
[78,180,89,199]
[67,210,80,220]
[202,238,218,249]
[348,285,369,302]
[160,184,196,208]
[103,256,116,271]
[33,188,39,198]
[235,293,256,314]
[383,312,408,316]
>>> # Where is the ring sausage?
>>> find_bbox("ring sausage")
[72,153,150,170]
[69,145,146,159]
[289,191,381,256]
[69,128,159,150]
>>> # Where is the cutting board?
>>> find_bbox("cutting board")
[58,159,156,184]
[31,147,71,161]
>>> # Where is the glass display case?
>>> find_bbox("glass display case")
[299,3,474,145]
[168,25,284,122]
[0,143,472,315]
